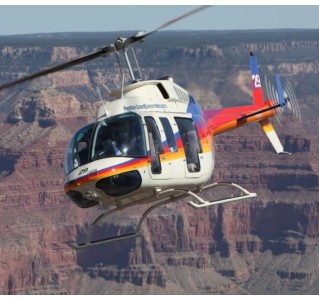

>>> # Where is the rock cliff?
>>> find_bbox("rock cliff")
[0,30,319,294]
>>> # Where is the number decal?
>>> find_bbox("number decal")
[78,167,88,176]
[252,74,261,88]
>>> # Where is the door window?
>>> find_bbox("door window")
[145,117,164,174]
[175,117,202,172]
[159,117,177,152]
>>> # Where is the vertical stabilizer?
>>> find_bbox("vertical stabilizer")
[250,52,264,106]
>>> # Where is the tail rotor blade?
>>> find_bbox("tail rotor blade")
[275,74,286,109]
[284,79,302,122]
[265,75,283,124]
[264,75,301,124]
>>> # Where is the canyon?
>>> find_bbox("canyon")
[0,29,319,294]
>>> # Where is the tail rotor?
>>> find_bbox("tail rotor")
[264,75,302,124]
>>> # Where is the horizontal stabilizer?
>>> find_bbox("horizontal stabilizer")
[259,118,291,155]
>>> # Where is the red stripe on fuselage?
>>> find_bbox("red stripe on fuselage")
[64,157,148,192]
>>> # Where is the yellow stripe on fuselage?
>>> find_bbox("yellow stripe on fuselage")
[64,137,213,193]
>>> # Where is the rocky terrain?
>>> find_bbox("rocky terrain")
[0,29,319,294]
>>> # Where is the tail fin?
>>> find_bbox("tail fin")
[250,52,264,106]
[259,118,291,155]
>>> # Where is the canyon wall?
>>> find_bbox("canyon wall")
[0,30,318,294]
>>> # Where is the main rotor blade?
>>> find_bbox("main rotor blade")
[153,5,211,33]
[125,5,212,46]
[0,45,115,91]
[0,5,212,91]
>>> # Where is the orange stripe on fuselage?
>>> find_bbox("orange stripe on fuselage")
[64,136,213,193]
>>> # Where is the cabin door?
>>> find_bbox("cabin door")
[145,116,170,180]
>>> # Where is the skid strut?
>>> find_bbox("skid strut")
[66,197,178,250]
[66,182,256,250]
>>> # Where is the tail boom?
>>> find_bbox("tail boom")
[205,100,276,136]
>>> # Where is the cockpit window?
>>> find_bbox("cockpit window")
[64,123,94,175]
[91,112,147,161]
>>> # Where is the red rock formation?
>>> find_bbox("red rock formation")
[1,31,319,295]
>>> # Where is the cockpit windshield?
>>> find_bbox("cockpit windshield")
[91,112,146,161]
[64,112,147,175]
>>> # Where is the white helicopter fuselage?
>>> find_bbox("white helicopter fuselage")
[64,78,215,210]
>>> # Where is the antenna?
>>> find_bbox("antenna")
[96,86,108,118]
[130,46,143,81]
[123,48,135,81]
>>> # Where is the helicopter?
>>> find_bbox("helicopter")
[0,6,301,250]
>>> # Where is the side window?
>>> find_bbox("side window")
[74,125,94,168]
[145,117,163,174]
[175,118,202,172]
[64,123,94,174]
[160,117,177,152]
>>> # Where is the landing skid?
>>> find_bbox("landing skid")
[188,182,257,208]
[66,182,256,250]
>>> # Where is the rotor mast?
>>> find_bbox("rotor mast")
[115,37,143,83]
